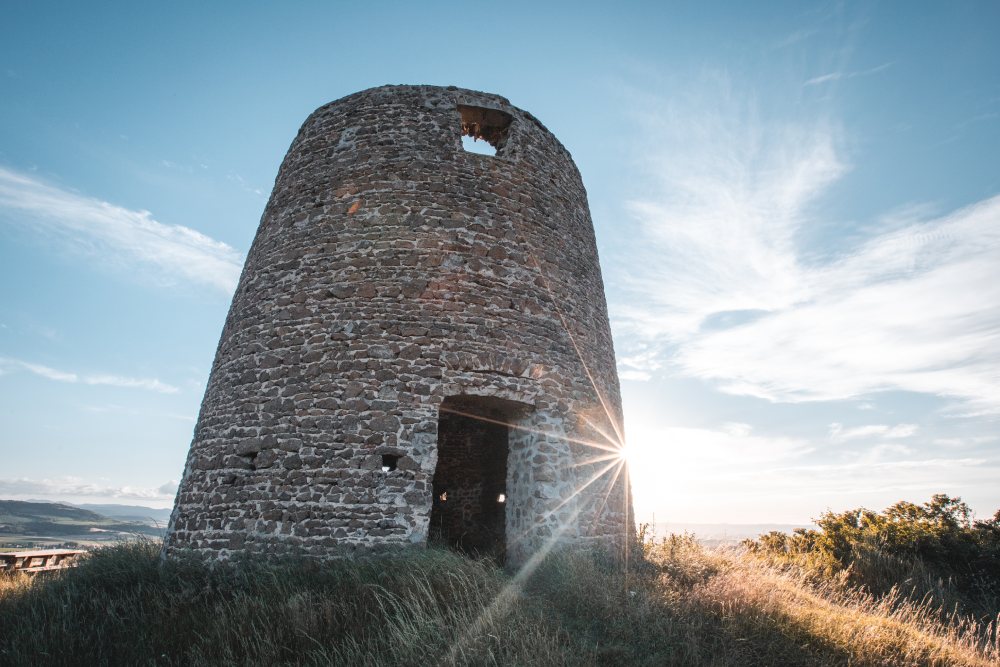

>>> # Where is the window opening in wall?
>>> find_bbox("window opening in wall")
[431,395,521,563]
[458,105,513,157]
[381,454,400,473]
[461,134,496,156]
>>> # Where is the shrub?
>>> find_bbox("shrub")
[745,495,1000,619]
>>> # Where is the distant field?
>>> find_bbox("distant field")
[653,521,814,545]
[0,500,163,550]
[0,534,137,550]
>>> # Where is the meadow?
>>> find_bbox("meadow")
[1,495,997,666]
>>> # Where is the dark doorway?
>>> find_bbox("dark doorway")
[430,396,511,562]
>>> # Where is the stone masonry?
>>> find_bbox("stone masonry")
[162,85,633,566]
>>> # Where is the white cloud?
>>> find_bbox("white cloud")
[858,443,913,464]
[18,360,78,382]
[773,28,818,49]
[82,403,195,421]
[828,423,918,441]
[674,197,1000,412]
[932,435,998,449]
[227,172,265,197]
[804,62,893,86]
[0,476,178,505]
[616,85,1000,414]
[615,84,845,345]
[618,369,652,382]
[721,422,753,437]
[83,375,178,393]
[157,480,179,496]
[0,166,243,292]
[882,424,919,439]
[0,357,178,394]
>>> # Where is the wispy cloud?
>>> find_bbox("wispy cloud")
[613,80,839,373]
[933,435,997,449]
[17,359,77,382]
[804,62,893,86]
[2,319,61,342]
[858,443,914,464]
[829,423,918,441]
[772,28,818,50]
[955,112,1000,130]
[0,166,243,292]
[0,476,177,504]
[227,172,265,197]
[721,422,753,437]
[674,197,1000,413]
[0,357,179,394]
[81,403,195,422]
[616,85,1000,414]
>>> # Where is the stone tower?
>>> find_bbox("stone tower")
[163,85,632,566]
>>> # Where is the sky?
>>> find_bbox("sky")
[1,1,998,525]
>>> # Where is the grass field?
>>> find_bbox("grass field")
[1,531,996,666]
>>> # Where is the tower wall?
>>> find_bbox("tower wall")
[163,85,631,565]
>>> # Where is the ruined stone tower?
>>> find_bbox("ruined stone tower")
[163,85,632,566]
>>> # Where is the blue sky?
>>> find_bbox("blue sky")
[1,1,998,524]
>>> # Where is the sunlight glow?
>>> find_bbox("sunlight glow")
[436,197,639,663]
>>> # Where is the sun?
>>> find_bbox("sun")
[618,441,634,466]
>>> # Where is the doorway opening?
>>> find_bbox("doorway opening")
[430,395,520,562]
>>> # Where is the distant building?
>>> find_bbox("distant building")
[163,85,632,566]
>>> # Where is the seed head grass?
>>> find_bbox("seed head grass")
[1,530,997,665]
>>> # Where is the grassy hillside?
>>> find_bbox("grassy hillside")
[1,529,997,665]
[0,500,161,542]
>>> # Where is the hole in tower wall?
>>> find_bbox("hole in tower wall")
[461,135,495,156]
[381,454,399,472]
[431,395,522,563]
[458,105,512,157]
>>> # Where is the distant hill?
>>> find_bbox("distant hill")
[0,500,162,539]
[75,504,172,526]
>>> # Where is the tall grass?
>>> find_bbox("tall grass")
[0,541,576,666]
[1,534,997,666]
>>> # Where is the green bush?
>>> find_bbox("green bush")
[745,494,1000,618]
